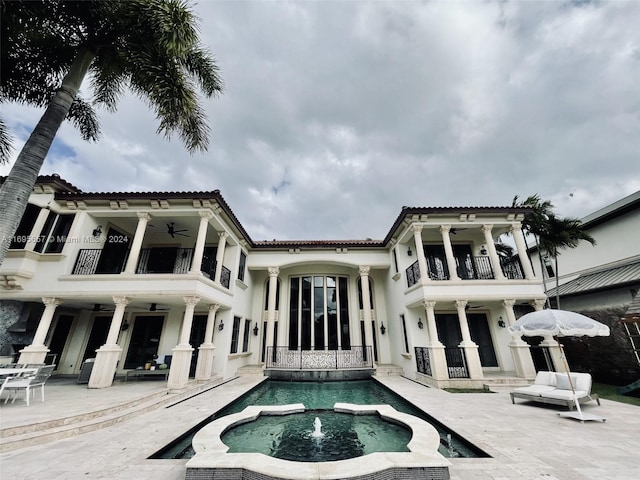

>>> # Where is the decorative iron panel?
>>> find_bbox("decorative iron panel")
[406,261,421,287]
[72,249,101,275]
[444,347,469,378]
[415,346,432,376]
[266,346,373,370]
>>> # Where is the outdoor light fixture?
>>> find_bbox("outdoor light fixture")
[121,321,129,331]
[92,225,103,237]
[417,317,424,329]
[480,245,487,255]
[498,316,506,328]
[380,322,386,335]
[407,246,413,256]
[218,319,224,331]
[253,323,259,336]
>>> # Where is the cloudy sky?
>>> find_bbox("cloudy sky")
[3,0,640,242]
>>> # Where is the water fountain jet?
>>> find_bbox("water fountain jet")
[311,416,325,438]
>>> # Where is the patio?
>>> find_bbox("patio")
[0,373,638,479]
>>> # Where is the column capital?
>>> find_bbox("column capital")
[184,295,201,307]
[199,210,214,220]
[481,224,493,233]
[268,266,280,277]
[411,224,424,234]
[137,212,152,221]
[423,300,436,310]
[42,297,62,307]
[112,296,130,306]
[359,265,371,276]
[218,231,229,240]
[531,299,546,311]
[439,224,451,234]
[208,303,221,313]
[455,299,468,310]
[502,299,516,308]
[510,223,523,233]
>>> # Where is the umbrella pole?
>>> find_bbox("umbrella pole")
[555,337,584,419]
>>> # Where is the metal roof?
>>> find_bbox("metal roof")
[547,259,640,297]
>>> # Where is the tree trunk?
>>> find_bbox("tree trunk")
[0,49,95,267]
[533,236,552,309]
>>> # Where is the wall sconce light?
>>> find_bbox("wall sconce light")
[92,225,103,237]
[480,245,487,255]
[407,246,413,257]
[417,317,424,329]
[218,319,224,331]
[498,316,506,328]
[121,321,129,331]
[380,322,386,335]
[253,323,259,336]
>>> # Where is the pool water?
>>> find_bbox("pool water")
[153,379,487,459]
[222,411,411,462]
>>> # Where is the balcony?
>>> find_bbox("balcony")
[406,254,525,287]
[72,247,232,288]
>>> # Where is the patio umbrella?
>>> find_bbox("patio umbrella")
[509,309,610,422]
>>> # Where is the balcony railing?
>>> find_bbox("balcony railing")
[265,346,374,370]
[72,247,231,287]
[445,347,469,378]
[415,346,432,376]
[457,255,494,280]
[500,256,525,280]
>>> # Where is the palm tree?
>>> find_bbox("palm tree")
[538,214,596,308]
[0,0,223,266]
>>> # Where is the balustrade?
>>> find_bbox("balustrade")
[265,346,373,370]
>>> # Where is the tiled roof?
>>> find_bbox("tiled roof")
[253,239,385,248]
[546,259,640,297]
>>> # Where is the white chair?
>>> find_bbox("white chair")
[0,365,55,406]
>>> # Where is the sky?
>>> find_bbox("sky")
[2,0,640,242]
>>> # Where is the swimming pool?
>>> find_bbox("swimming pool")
[152,378,488,459]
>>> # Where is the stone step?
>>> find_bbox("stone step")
[374,364,404,376]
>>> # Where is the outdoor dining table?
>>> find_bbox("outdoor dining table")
[0,367,38,378]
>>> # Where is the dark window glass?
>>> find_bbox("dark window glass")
[400,314,409,353]
[392,248,399,273]
[289,277,299,349]
[124,315,164,369]
[44,214,74,253]
[339,277,350,349]
[301,276,312,350]
[230,316,241,354]
[242,319,251,352]
[9,203,40,249]
[314,276,325,349]
[238,251,247,281]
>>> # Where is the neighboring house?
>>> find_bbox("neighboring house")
[529,190,640,311]
[0,175,548,390]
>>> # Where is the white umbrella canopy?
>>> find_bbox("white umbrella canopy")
[509,309,610,338]
[509,309,610,422]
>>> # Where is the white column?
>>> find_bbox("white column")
[423,300,448,380]
[123,212,151,274]
[214,232,228,284]
[412,225,431,283]
[504,299,536,379]
[190,211,213,274]
[359,266,375,362]
[454,299,483,380]
[511,223,535,280]
[481,224,505,280]
[18,297,61,365]
[423,300,442,347]
[24,207,51,251]
[168,296,201,390]
[264,267,279,363]
[440,225,460,281]
[88,296,130,388]
[195,303,220,381]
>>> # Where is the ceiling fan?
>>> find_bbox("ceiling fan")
[450,227,469,235]
[149,303,170,312]
[92,303,114,312]
[166,222,190,238]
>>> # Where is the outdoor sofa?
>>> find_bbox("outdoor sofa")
[510,371,600,410]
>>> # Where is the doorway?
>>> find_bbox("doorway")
[48,314,74,369]
[124,315,165,369]
[189,315,208,376]
[82,315,111,362]
[95,227,130,273]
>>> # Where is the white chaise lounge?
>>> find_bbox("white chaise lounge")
[510,371,601,410]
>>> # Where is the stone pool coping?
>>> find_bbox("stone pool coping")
[186,403,451,480]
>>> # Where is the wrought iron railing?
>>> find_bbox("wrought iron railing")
[265,346,373,370]
[136,247,193,274]
[220,265,231,289]
[72,249,102,274]
[457,255,495,280]
[444,347,469,378]
[415,346,432,376]
[406,260,421,287]
[500,256,525,280]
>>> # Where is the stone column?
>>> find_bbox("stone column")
[504,299,536,379]
[439,225,460,280]
[481,224,505,280]
[18,297,61,365]
[88,296,130,388]
[195,303,220,381]
[264,267,279,363]
[423,300,448,380]
[190,211,213,274]
[123,212,151,274]
[412,225,430,284]
[168,296,200,390]
[359,266,375,363]
[454,300,483,379]
[214,232,228,284]
[511,223,536,280]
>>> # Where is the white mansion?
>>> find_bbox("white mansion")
[0,175,552,390]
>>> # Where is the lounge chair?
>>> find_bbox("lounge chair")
[510,371,600,410]
[0,365,55,406]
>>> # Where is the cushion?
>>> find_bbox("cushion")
[512,385,556,396]
[555,373,578,390]
[534,371,556,386]
[542,390,588,401]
